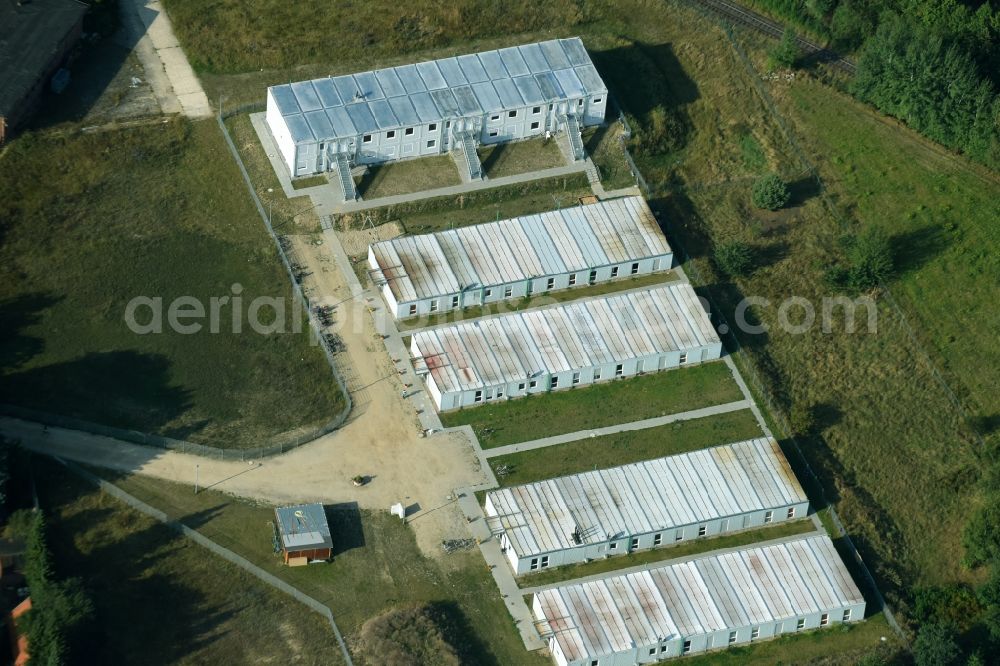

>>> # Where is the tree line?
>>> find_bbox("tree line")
[751,0,1000,169]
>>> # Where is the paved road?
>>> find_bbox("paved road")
[481,399,752,458]
[121,0,211,118]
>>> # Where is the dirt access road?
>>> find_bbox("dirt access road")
[8,235,485,558]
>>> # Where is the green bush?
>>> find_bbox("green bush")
[751,173,791,210]
[714,240,755,277]
[845,226,893,291]
[768,28,802,69]
[962,499,1000,568]
[912,622,961,666]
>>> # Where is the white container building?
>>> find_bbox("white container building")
[410,282,722,412]
[368,196,672,319]
[265,37,607,188]
[485,438,808,575]
[533,535,866,665]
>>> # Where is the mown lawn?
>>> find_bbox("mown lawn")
[36,458,345,665]
[478,138,566,179]
[518,519,815,587]
[336,172,592,236]
[357,155,461,199]
[488,409,763,486]
[0,120,344,447]
[441,361,744,448]
[88,468,547,666]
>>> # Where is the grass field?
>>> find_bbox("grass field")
[89,469,547,666]
[489,409,763,486]
[441,361,744,448]
[0,120,344,447]
[224,114,322,232]
[583,123,636,190]
[357,155,461,199]
[336,172,592,236]
[396,271,676,331]
[478,138,566,179]
[36,458,345,664]
[601,9,998,606]
[519,519,815,587]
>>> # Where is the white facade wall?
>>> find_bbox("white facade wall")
[424,344,718,412]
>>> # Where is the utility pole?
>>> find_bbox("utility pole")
[195,464,200,494]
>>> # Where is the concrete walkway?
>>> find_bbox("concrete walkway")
[457,491,547,650]
[481,399,751,458]
[518,526,824,595]
[123,0,211,118]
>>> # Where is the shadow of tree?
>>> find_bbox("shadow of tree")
[0,293,62,373]
[892,224,951,275]
[429,601,500,666]
[35,459,234,666]
[786,175,822,208]
[0,351,194,438]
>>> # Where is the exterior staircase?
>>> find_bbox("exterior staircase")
[451,130,483,182]
[560,114,586,162]
[332,153,357,202]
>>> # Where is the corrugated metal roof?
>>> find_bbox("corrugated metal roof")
[489,439,806,560]
[269,38,607,143]
[412,282,719,396]
[274,503,333,551]
[536,535,864,662]
[370,197,669,304]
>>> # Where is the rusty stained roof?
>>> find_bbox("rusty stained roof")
[487,439,807,560]
[370,197,670,304]
[535,535,865,662]
[412,283,717,397]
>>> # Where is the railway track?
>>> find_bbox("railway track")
[693,0,857,74]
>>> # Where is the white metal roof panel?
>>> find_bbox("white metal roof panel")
[471,81,503,112]
[290,81,322,112]
[374,68,406,98]
[345,103,378,134]
[554,67,586,98]
[409,92,439,122]
[326,106,356,137]
[436,58,468,86]
[536,536,863,661]
[270,85,300,115]
[312,78,342,108]
[479,50,509,80]
[269,38,606,142]
[396,64,428,94]
[458,54,489,83]
[369,99,399,128]
[388,96,420,127]
[520,42,551,73]
[303,110,334,140]
[489,438,805,560]
[575,64,607,94]
[285,114,314,143]
[513,76,546,104]
[498,46,531,77]
[414,60,447,90]
[372,197,665,304]
[493,78,525,108]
